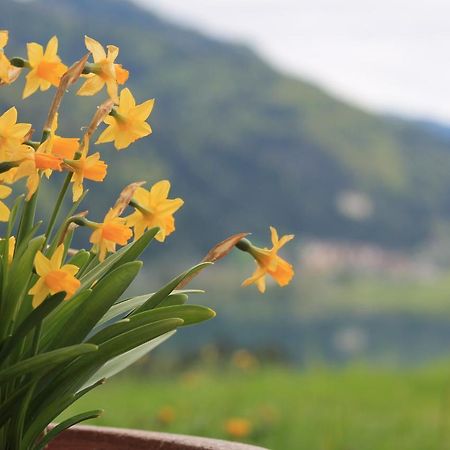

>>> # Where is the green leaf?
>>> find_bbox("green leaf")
[57,261,142,347]
[34,410,103,450]
[40,290,92,351]
[132,262,211,314]
[79,228,158,290]
[159,293,189,307]
[14,222,43,260]
[0,380,34,428]
[0,344,97,386]
[79,319,183,388]
[67,250,90,269]
[97,318,183,361]
[89,305,215,345]
[24,379,105,450]
[0,236,45,340]
[108,227,159,271]
[0,293,64,365]
[81,331,175,388]
[95,291,189,328]
[89,290,199,338]
[28,319,182,428]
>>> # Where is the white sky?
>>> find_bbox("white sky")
[134,0,450,123]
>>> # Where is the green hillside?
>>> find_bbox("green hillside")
[1,0,450,254]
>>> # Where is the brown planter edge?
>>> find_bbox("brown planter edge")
[46,424,268,450]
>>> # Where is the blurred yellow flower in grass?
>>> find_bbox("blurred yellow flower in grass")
[241,226,294,293]
[65,152,108,201]
[96,88,154,150]
[28,244,80,308]
[225,418,252,439]
[126,180,183,242]
[23,36,67,98]
[0,107,31,159]
[0,185,12,222]
[231,349,259,371]
[155,406,176,426]
[89,207,132,262]
[77,36,128,101]
[13,144,63,200]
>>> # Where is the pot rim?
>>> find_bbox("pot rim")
[47,424,268,450]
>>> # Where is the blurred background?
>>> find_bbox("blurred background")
[3,0,450,448]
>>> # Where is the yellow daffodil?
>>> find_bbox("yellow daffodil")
[126,180,183,242]
[45,113,79,159]
[23,36,67,99]
[77,36,129,101]
[0,107,32,160]
[96,88,154,150]
[0,184,12,222]
[12,144,63,200]
[89,208,132,262]
[0,30,13,84]
[65,152,107,201]
[241,226,294,293]
[0,30,7,49]
[28,244,80,308]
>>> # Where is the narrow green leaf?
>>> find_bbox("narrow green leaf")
[80,320,182,387]
[67,250,90,269]
[34,410,103,450]
[132,262,211,314]
[81,331,175,388]
[0,293,64,364]
[78,228,157,290]
[108,227,159,271]
[158,293,189,307]
[90,290,198,338]
[89,305,215,345]
[28,320,182,430]
[57,261,142,347]
[40,290,92,351]
[14,221,43,260]
[0,236,45,340]
[0,343,97,385]
[0,380,34,428]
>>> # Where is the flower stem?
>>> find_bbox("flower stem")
[44,172,72,246]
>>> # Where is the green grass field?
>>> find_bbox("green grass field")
[61,363,450,450]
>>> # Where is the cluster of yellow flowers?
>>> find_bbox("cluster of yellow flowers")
[0,32,294,308]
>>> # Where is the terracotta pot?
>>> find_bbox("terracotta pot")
[46,424,267,450]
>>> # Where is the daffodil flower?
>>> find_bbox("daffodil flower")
[64,152,108,202]
[23,36,68,99]
[126,180,184,242]
[0,30,13,84]
[12,144,63,200]
[240,226,294,293]
[44,113,79,160]
[28,244,80,308]
[77,36,129,102]
[0,31,8,51]
[89,208,132,262]
[0,184,12,222]
[0,107,32,160]
[96,88,154,150]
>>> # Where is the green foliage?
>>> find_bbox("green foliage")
[0,226,215,449]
